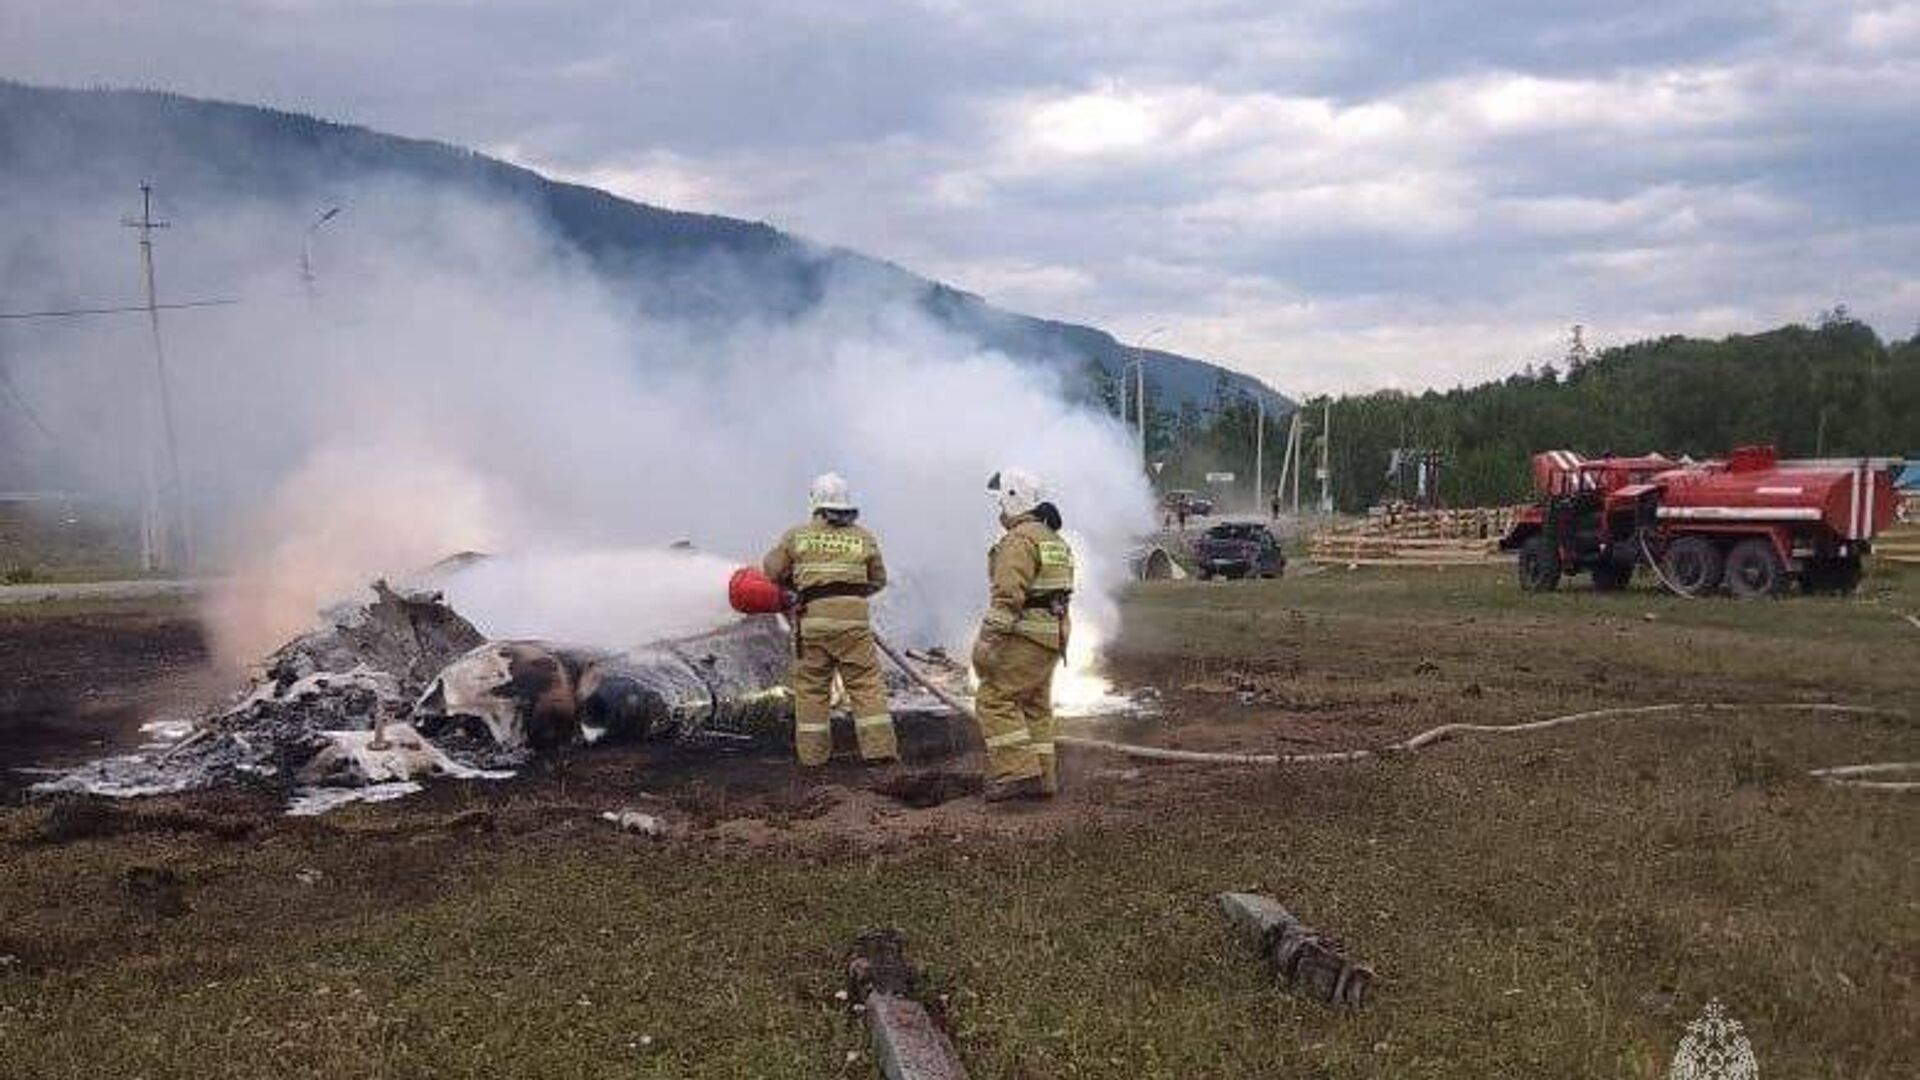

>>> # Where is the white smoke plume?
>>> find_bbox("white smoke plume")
[2,177,1157,672]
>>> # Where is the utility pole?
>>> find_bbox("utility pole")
[1135,353,1146,469]
[1276,409,1296,513]
[1253,394,1265,513]
[1317,397,1333,514]
[123,182,192,571]
[1283,411,1303,513]
[1292,413,1303,512]
[1133,327,1165,476]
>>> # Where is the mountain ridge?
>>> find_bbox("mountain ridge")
[0,80,1290,417]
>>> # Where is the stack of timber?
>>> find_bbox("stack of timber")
[1308,506,1518,568]
[1880,498,1920,565]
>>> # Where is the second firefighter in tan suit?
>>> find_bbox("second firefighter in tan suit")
[972,467,1075,801]
[762,473,899,767]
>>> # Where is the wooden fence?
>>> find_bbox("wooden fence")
[1310,499,1920,568]
[1881,496,1920,564]
[1308,506,1520,567]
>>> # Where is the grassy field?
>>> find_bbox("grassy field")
[1,565,1915,1078]
[0,503,150,584]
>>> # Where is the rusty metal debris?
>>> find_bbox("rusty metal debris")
[1219,892,1374,1007]
[847,930,969,1080]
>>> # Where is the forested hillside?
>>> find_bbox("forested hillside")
[1073,315,1916,512]
[1300,315,1919,511]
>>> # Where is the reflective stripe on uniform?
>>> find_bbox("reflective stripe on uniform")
[854,714,892,729]
[800,615,870,632]
[1031,741,1055,755]
[796,560,869,576]
[795,722,832,733]
[984,729,1031,748]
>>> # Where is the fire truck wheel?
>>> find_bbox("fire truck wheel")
[1660,536,1723,596]
[1517,535,1561,592]
[1591,561,1633,591]
[1725,539,1788,599]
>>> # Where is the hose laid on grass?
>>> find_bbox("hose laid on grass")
[876,635,1913,790]
[1807,761,1920,777]
[1059,703,1905,767]
[1807,761,1920,792]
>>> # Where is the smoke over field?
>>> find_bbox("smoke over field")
[1,175,1156,668]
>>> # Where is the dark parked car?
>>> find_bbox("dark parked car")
[1192,523,1286,580]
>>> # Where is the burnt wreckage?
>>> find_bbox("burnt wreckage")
[36,580,973,809]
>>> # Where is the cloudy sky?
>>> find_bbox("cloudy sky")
[4,1,1918,394]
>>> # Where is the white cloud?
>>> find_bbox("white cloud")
[1441,68,1749,135]
[1498,183,1794,238]
[1,1,1915,393]
[1847,2,1920,51]
[1182,173,1478,240]
[538,151,743,216]
[920,257,1099,312]
[1023,87,1162,155]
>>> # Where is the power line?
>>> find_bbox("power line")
[0,354,57,444]
[0,298,239,321]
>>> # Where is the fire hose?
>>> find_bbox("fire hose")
[872,639,1912,789]
[740,569,1908,789]
[1638,533,1697,599]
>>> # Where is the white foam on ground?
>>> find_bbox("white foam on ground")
[285,782,425,816]
[138,719,195,742]
[30,756,205,799]
[135,719,197,751]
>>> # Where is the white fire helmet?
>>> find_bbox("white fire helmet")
[808,472,856,513]
[987,467,1045,518]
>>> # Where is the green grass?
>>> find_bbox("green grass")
[1,567,1915,1078]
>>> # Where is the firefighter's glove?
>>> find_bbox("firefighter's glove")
[981,608,1017,634]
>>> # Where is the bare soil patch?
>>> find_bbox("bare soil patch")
[0,600,225,798]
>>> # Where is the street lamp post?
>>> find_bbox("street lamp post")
[1131,326,1165,473]
[301,206,343,307]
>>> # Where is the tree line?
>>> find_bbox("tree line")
[1097,314,1920,512]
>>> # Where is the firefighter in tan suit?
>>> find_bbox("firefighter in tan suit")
[762,473,900,767]
[972,467,1075,801]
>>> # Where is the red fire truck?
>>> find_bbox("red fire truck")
[1498,446,1899,597]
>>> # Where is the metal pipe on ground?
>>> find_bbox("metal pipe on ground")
[847,930,968,1080]
[1220,892,1373,1007]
